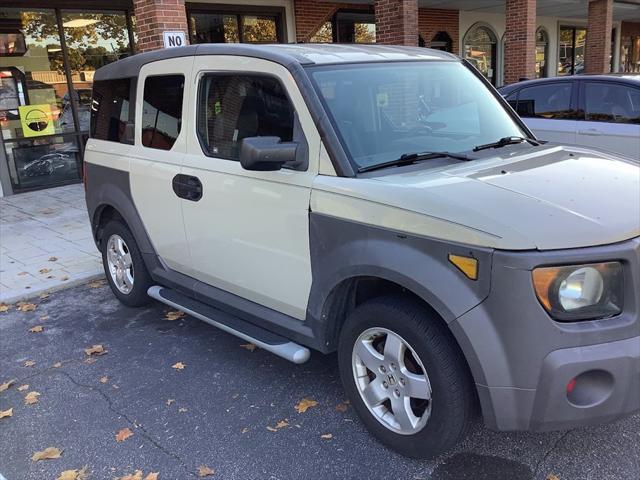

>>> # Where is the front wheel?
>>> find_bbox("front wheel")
[101,220,152,307]
[338,295,476,458]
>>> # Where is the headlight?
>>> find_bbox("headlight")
[532,262,623,321]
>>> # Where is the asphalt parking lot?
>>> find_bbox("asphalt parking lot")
[1,282,639,480]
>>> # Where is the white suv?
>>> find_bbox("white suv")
[85,44,640,459]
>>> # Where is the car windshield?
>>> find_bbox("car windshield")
[309,61,526,171]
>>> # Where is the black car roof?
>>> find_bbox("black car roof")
[95,43,459,81]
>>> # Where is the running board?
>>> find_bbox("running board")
[147,286,310,364]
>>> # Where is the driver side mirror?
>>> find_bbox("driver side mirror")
[239,136,298,171]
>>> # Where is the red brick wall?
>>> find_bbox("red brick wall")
[134,0,189,53]
[293,0,370,43]
[503,0,536,84]
[584,0,614,74]
[418,8,459,54]
[374,0,419,46]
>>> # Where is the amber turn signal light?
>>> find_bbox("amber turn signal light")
[448,254,478,281]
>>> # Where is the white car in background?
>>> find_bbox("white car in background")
[499,75,640,160]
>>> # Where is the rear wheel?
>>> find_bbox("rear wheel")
[101,220,152,307]
[338,294,475,458]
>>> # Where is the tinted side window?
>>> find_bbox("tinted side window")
[197,74,294,160]
[584,82,640,124]
[516,83,575,119]
[142,75,184,150]
[91,78,133,143]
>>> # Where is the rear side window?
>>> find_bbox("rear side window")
[142,75,184,150]
[584,82,640,124]
[91,78,134,144]
[515,83,575,119]
[197,74,294,160]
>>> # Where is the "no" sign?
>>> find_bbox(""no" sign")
[163,31,186,49]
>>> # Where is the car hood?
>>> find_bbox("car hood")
[313,145,640,250]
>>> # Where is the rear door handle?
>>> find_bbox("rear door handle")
[172,174,202,201]
[578,128,603,136]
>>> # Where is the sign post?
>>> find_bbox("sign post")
[163,31,186,49]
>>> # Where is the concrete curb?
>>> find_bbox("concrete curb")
[0,271,105,305]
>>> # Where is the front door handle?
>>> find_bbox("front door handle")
[578,128,603,136]
[172,174,202,201]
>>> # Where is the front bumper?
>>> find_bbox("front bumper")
[450,237,640,431]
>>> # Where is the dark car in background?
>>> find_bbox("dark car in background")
[499,75,640,159]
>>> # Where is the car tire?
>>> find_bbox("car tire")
[100,220,152,307]
[338,294,476,459]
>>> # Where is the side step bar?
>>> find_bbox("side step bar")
[147,286,310,364]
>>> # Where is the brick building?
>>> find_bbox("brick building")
[0,0,639,196]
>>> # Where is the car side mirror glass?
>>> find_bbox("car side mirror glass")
[239,136,298,171]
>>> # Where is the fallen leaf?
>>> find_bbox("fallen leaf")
[0,303,10,313]
[17,271,28,276]
[29,325,44,333]
[24,360,36,367]
[99,376,108,384]
[165,310,185,321]
[0,379,15,392]
[39,268,51,274]
[32,447,62,461]
[49,256,58,262]
[18,384,29,391]
[546,475,560,480]
[0,408,13,419]
[239,343,257,352]
[117,471,143,480]
[166,399,175,406]
[17,303,37,312]
[53,362,62,368]
[171,362,185,370]
[115,427,134,442]
[320,433,333,439]
[197,465,215,477]
[241,427,249,434]
[84,344,107,356]
[40,315,50,320]
[83,357,97,365]
[178,407,188,413]
[144,473,159,480]
[335,400,350,413]
[57,466,89,480]
[87,280,105,289]
[25,391,41,405]
[266,419,289,431]
[294,398,318,413]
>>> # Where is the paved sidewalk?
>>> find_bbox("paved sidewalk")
[0,184,103,304]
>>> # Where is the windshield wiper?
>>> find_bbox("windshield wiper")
[472,136,540,152]
[357,151,472,174]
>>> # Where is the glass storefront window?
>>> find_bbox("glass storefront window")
[335,11,375,43]
[189,11,282,44]
[0,8,75,140]
[3,135,81,190]
[0,6,134,193]
[310,22,333,43]
[61,10,132,133]
[559,26,586,76]
[463,24,498,85]
[536,28,549,78]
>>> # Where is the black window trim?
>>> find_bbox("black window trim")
[577,79,640,124]
[194,70,305,166]
[140,73,186,151]
[510,80,580,121]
